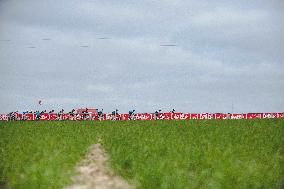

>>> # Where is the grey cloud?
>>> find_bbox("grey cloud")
[0,0,283,114]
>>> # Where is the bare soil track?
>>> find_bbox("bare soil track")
[64,143,133,189]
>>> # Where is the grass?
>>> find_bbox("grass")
[0,119,283,188]
[0,121,98,188]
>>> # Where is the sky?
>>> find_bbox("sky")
[0,0,283,114]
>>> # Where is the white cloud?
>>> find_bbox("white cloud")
[192,8,267,28]
[0,0,283,113]
[86,84,114,93]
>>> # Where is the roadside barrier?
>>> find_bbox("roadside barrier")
[0,112,283,121]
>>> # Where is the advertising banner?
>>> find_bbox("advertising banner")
[1,112,283,121]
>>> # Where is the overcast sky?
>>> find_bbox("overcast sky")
[0,0,283,113]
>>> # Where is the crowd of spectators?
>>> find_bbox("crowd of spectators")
[5,108,150,121]
[3,110,283,121]
[6,108,199,121]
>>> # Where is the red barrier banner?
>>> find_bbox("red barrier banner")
[49,114,58,120]
[1,112,283,121]
[40,113,50,120]
[159,113,171,120]
[231,114,244,119]
[0,114,8,121]
[15,113,22,120]
[191,114,199,119]
[135,113,151,120]
[247,113,262,119]
[180,113,190,120]
[62,114,71,120]
[120,114,128,120]
[26,114,36,121]
[200,113,208,119]
[277,113,284,118]
[262,113,273,119]
[207,114,214,119]
[214,113,226,119]
[172,113,182,120]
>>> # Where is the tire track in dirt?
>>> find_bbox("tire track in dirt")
[64,143,133,189]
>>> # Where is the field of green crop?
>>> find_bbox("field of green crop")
[0,119,283,189]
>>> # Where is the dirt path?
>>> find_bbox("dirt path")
[64,143,133,189]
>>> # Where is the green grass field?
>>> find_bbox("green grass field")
[0,119,283,189]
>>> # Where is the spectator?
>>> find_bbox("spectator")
[98,109,104,121]
[129,110,135,120]
[22,111,28,120]
[111,110,116,120]
[154,111,158,120]
[115,109,119,120]
[14,111,19,121]
[227,113,231,119]
[154,110,162,120]
[69,109,75,120]
[111,109,118,120]
[7,112,12,121]
[36,110,41,120]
